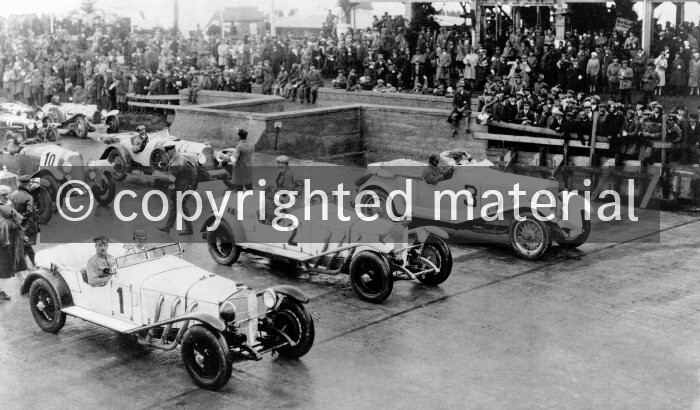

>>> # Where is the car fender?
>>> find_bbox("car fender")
[352,243,394,255]
[100,145,133,173]
[199,213,248,243]
[60,113,86,127]
[407,226,449,241]
[34,167,64,182]
[20,267,74,308]
[266,285,309,304]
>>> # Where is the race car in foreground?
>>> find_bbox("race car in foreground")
[0,111,60,142]
[37,100,119,139]
[21,242,314,390]
[0,140,117,209]
[355,157,590,260]
[203,201,452,303]
[99,129,226,184]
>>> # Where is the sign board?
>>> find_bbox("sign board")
[615,17,634,33]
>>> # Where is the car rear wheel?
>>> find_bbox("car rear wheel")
[207,220,241,265]
[150,148,166,172]
[73,116,89,139]
[33,186,53,225]
[416,236,453,286]
[181,325,232,390]
[106,150,128,181]
[271,299,315,359]
[508,213,551,260]
[349,251,393,303]
[28,278,66,333]
[94,172,116,206]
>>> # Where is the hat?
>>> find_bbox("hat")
[0,185,10,195]
[92,236,110,244]
[238,129,248,138]
[133,229,147,239]
[275,155,289,164]
[18,175,31,183]
[642,109,653,116]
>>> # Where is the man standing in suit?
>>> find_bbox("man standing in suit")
[686,113,700,164]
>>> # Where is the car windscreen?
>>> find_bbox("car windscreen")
[115,243,183,268]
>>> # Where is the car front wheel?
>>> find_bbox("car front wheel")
[94,172,116,206]
[28,278,66,333]
[107,150,128,181]
[349,251,393,303]
[73,116,89,139]
[508,213,551,260]
[416,236,453,286]
[271,299,315,359]
[181,325,232,390]
[33,186,53,225]
[207,220,241,265]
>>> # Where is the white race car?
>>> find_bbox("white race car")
[21,242,314,390]
[38,102,119,138]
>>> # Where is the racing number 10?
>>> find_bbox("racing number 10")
[42,153,56,166]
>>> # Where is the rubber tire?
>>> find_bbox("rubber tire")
[106,149,128,181]
[150,148,166,172]
[349,251,393,303]
[558,217,592,250]
[45,126,60,143]
[181,325,232,390]
[34,186,53,225]
[207,220,241,266]
[42,174,60,201]
[508,213,552,260]
[105,115,119,133]
[94,171,116,206]
[73,116,89,139]
[28,278,66,333]
[272,299,315,359]
[416,236,453,286]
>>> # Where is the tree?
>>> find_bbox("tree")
[207,24,221,36]
[410,3,440,32]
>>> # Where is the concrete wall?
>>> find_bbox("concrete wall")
[169,108,268,149]
[361,105,487,163]
[317,88,458,111]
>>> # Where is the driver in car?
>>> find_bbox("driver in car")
[86,236,117,287]
[439,148,473,166]
[130,125,149,154]
[125,229,148,254]
[422,152,454,185]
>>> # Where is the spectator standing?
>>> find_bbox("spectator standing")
[642,62,659,105]
[586,52,600,94]
[689,51,700,96]
[606,57,621,99]
[669,52,686,96]
[631,48,648,90]
[618,60,634,104]
[654,51,668,96]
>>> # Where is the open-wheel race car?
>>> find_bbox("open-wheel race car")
[355,157,590,260]
[38,100,119,139]
[0,140,117,211]
[0,111,60,143]
[99,129,227,184]
[21,242,314,390]
[203,201,453,303]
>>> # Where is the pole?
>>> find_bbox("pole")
[173,0,179,33]
[270,0,277,37]
[642,0,654,54]
[220,9,224,39]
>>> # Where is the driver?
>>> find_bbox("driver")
[439,148,473,166]
[130,125,149,154]
[86,236,117,287]
[7,133,24,154]
[422,152,454,185]
[125,229,148,254]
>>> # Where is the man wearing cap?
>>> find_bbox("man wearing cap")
[685,113,700,163]
[515,100,536,126]
[0,185,22,300]
[222,129,254,191]
[125,229,148,254]
[422,152,454,185]
[447,81,470,135]
[131,124,149,154]
[274,155,295,193]
[9,175,38,266]
[86,236,117,287]
[642,62,659,105]
[618,60,634,105]
[607,57,621,98]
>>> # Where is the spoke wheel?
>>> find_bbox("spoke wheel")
[207,221,240,265]
[415,237,452,286]
[181,325,232,390]
[94,171,116,206]
[33,186,53,224]
[107,150,128,181]
[150,148,165,172]
[28,278,66,333]
[271,300,315,359]
[509,214,551,260]
[74,116,89,139]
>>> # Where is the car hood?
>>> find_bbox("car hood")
[477,168,556,197]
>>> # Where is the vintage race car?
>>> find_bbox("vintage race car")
[0,142,116,207]
[0,111,60,142]
[0,100,36,117]
[21,243,314,390]
[99,129,226,184]
[203,201,453,303]
[37,102,119,139]
[355,157,590,260]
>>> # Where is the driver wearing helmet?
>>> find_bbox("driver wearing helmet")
[130,124,149,153]
[50,95,60,105]
[125,229,149,254]
[7,133,24,154]
[422,152,454,185]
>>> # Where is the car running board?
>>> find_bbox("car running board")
[241,242,312,261]
[61,306,137,333]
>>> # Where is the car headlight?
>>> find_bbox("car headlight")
[263,290,277,309]
[197,153,207,165]
[89,171,96,180]
[219,300,236,322]
[61,161,73,174]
